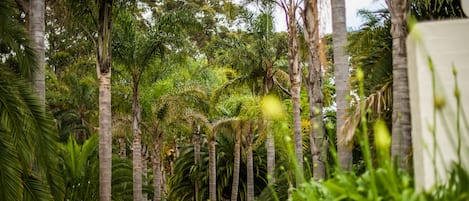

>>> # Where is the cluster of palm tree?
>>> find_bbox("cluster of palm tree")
[1,0,467,200]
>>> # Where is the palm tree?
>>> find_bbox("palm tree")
[112,10,164,201]
[1,1,63,200]
[340,8,393,155]
[212,7,290,186]
[59,135,100,201]
[331,0,352,170]
[96,1,113,200]
[30,0,46,105]
[302,0,326,179]
[231,121,242,201]
[385,0,411,168]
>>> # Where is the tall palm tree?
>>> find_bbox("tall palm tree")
[385,0,411,168]
[331,0,352,170]
[302,0,326,179]
[1,1,63,200]
[30,0,46,105]
[245,121,255,201]
[112,10,164,201]
[231,122,242,201]
[96,1,113,200]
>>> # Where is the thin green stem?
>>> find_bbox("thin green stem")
[453,65,461,165]
[429,57,439,183]
[357,68,377,199]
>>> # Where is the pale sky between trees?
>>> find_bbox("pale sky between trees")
[272,0,386,33]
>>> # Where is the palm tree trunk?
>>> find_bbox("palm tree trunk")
[263,60,276,185]
[132,77,143,201]
[152,135,162,201]
[118,137,126,158]
[230,126,241,201]
[209,130,217,201]
[194,125,201,201]
[30,0,45,106]
[142,145,149,201]
[386,0,411,169]
[266,129,275,184]
[303,0,326,180]
[331,0,352,171]
[97,1,113,201]
[286,0,304,183]
[246,123,255,201]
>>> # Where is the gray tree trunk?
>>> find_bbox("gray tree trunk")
[266,129,275,184]
[194,125,201,201]
[97,1,113,201]
[246,123,254,201]
[230,126,241,201]
[132,75,143,201]
[209,131,217,201]
[386,0,412,169]
[152,135,162,201]
[303,0,326,180]
[331,0,352,171]
[30,0,45,106]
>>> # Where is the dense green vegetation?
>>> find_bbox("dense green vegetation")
[0,0,467,200]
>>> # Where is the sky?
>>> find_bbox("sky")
[346,0,386,29]
[273,0,387,33]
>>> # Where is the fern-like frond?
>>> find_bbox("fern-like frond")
[339,81,392,145]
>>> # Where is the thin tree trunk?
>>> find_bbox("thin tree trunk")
[132,76,143,201]
[303,0,326,180]
[152,134,162,201]
[30,0,45,106]
[194,125,201,201]
[331,0,352,171]
[209,130,217,201]
[142,145,149,201]
[266,129,275,184]
[286,0,304,184]
[230,125,241,201]
[246,123,255,201]
[97,1,113,201]
[263,62,276,185]
[386,0,411,169]
[118,137,126,158]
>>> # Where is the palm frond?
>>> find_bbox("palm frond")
[339,81,392,145]
[0,66,64,200]
[0,0,37,80]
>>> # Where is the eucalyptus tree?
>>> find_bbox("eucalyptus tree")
[279,0,304,183]
[302,0,327,179]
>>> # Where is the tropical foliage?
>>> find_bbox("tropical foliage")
[1,0,468,200]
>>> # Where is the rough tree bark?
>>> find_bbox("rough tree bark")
[386,0,412,169]
[303,0,326,179]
